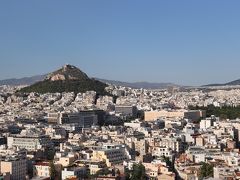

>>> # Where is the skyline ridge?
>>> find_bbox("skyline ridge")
[0,64,240,88]
[1,1,240,85]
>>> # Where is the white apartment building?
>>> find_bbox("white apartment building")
[7,134,52,151]
[152,147,173,158]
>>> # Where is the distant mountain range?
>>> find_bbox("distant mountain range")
[204,79,240,87]
[0,70,178,89]
[96,79,178,89]
[0,75,46,86]
[1,70,240,89]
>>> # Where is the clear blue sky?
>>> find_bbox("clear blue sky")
[0,1,240,85]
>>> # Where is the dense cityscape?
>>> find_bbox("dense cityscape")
[1,1,240,179]
[0,65,239,180]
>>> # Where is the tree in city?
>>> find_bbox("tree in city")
[189,105,240,120]
[199,162,214,179]
[162,156,174,171]
[116,169,121,176]
[130,163,146,180]
[49,161,56,180]
[95,168,112,176]
[45,147,55,160]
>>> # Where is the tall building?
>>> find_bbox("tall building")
[0,156,27,180]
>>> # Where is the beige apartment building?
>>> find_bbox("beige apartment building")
[144,110,205,121]
[92,148,127,167]
[144,110,185,121]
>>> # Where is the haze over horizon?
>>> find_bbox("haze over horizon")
[1,1,240,86]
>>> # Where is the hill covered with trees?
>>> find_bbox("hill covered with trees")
[19,65,108,95]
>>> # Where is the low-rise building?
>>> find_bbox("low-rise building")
[33,162,61,179]
[61,167,86,180]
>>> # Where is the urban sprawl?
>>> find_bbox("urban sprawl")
[0,84,240,180]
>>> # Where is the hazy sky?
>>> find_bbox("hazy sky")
[0,1,240,86]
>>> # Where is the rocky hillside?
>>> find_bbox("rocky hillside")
[19,65,108,94]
